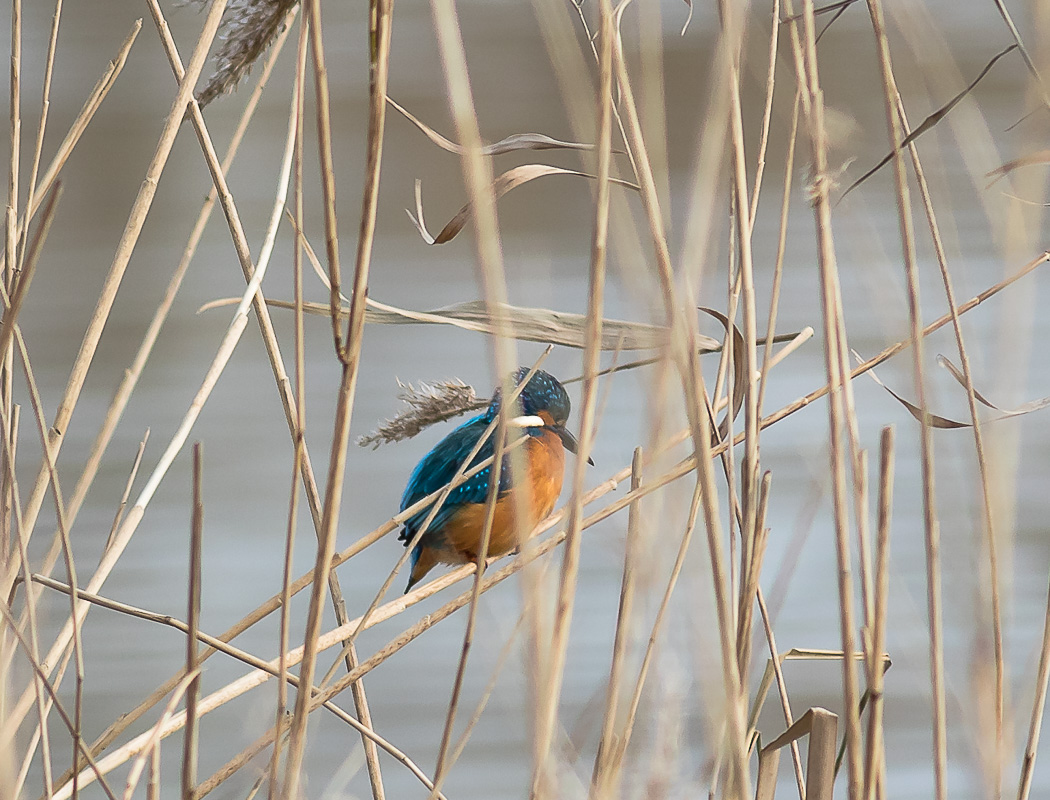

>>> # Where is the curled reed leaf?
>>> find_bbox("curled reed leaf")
[194,0,297,107]
[358,379,485,449]
[985,149,1050,186]
[856,350,1050,427]
[937,355,1050,417]
[842,44,1017,199]
[408,165,640,245]
[388,96,601,156]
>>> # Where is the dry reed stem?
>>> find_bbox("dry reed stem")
[1016,563,1050,800]
[17,0,61,275]
[533,0,612,792]
[7,0,20,299]
[748,0,782,227]
[610,2,751,794]
[718,0,762,647]
[862,427,894,800]
[4,0,21,543]
[783,2,864,796]
[895,89,1005,794]
[269,17,310,800]
[331,7,393,796]
[5,407,54,800]
[756,92,800,420]
[302,0,343,359]
[424,2,526,797]
[590,448,642,799]
[863,5,944,800]
[147,749,159,800]
[182,445,204,800]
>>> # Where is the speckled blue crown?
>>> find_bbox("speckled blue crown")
[486,367,571,425]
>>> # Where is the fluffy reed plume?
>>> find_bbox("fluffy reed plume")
[358,378,485,449]
[193,0,297,107]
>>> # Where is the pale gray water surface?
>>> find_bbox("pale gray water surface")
[10,1,1050,799]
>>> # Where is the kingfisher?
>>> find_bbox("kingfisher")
[398,368,590,593]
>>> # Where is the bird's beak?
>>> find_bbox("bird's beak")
[553,425,594,466]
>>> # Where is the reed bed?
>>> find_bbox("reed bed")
[2,1,1049,799]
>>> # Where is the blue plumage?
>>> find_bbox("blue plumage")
[398,412,512,540]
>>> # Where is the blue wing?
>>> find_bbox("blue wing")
[399,414,512,540]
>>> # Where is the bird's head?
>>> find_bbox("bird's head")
[489,368,592,464]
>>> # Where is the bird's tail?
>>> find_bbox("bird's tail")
[405,543,438,593]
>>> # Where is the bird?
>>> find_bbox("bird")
[398,367,590,593]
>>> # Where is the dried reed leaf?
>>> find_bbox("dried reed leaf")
[388,96,601,156]
[937,355,1050,417]
[357,379,485,449]
[986,149,1050,185]
[842,44,1018,198]
[858,351,1050,427]
[194,0,297,107]
[699,307,747,441]
[858,357,969,428]
[407,165,640,245]
[199,296,719,352]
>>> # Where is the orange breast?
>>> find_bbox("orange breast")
[441,423,566,563]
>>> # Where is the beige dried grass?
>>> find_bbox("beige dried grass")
[4,3,1050,800]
